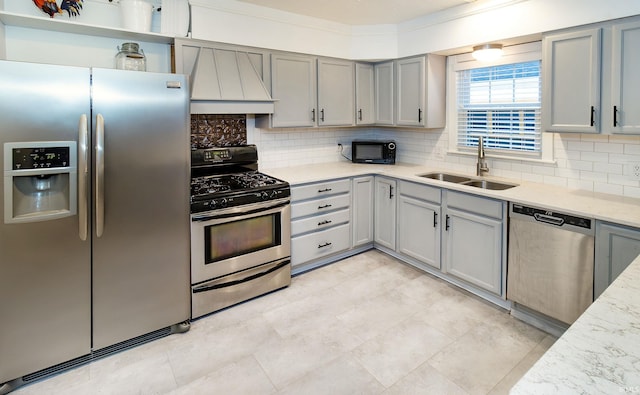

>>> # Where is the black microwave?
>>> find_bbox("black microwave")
[352,141,396,164]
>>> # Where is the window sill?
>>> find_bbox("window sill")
[446,150,557,165]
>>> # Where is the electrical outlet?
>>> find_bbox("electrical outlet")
[634,163,640,179]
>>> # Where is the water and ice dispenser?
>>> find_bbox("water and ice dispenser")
[3,142,77,223]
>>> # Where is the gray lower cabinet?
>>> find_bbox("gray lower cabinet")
[352,176,374,247]
[374,176,397,250]
[442,191,506,295]
[290,178,352,269]
[397,181,441,269]
[595,221,640,298]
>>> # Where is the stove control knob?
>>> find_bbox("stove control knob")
[220,198,228,207]
[209,200,217,208]
[270,190,279,198]
[261,192,269,200]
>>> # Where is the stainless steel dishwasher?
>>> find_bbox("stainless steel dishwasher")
[507,203,594,325]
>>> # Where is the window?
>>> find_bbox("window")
[449,42,551,162]
[457,61,541,153]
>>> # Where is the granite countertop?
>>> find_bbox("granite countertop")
[263,161,640,228]
[263,161,640,393]
[510,253,640,394]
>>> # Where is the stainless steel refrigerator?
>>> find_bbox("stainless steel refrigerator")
[0,60,191,387]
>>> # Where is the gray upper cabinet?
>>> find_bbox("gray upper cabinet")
[395,55,446,128]
[609,19,640,134]
[355,63,375,125]
[542,28,602,133]
[270,53,317,127]
[317,58,355,126]
[374,61,394,125]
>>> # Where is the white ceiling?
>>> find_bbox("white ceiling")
[234,0,478,25]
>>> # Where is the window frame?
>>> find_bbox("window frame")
[447,41,554,163]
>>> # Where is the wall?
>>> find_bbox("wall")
[188,0,640,60]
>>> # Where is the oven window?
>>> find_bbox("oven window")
[357,145,383,160]
[204,213,281,264]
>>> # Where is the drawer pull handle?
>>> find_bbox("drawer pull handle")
[318,220,332,226]
[318,188,332,193]
[318,242,332,249]
[318,204,332,209]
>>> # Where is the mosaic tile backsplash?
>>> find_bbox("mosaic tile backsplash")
[190,114,247,149]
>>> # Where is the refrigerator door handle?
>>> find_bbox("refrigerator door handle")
[78,114,89,241]
[96,113,105,238]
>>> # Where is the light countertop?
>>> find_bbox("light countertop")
[263,161,640,228]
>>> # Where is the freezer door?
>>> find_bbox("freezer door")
[0,61,91,383]
[90,68,191,350]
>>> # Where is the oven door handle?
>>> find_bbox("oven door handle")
[191,198,290,222]
[192,260,290,293]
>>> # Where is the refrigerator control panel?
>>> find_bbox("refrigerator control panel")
[12,146,70,170]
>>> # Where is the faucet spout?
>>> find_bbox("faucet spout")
[477,136,489,176]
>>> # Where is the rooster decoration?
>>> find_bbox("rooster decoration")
[33,0,83,18]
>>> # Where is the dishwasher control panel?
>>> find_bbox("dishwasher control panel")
[511,204,592,229]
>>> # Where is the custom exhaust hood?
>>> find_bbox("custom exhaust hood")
[184,46,275,114]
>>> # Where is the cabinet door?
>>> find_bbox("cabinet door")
[355,63,375,125]
[374,61,394,125]
[595,222,640,298]
[443,207,502,295]
[396,56,425,126]
[374,177,396,250]
[542,28,601,133]
[271,53,316,127]
[611,20,640,134]
[352,176,374,246]
[317,58,354,126]
[398,195,441,268]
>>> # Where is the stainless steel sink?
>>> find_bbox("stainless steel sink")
[418,172,472,183]
[460,180,517,190]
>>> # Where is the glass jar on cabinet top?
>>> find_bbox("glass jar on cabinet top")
[115,42,146,71]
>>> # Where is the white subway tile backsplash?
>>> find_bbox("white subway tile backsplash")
[250,121,640,198]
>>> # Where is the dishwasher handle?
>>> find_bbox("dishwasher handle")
[533,213,565,226]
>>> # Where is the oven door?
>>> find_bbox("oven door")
[191,198,291,284]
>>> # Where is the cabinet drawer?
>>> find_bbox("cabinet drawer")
[446,191,504,219]
[292,224,351,266]
[291,194,351,219]
[291,208,350,236]
[399,181,441,203]
[291,179,351,201]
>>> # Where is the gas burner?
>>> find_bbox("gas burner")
[190,176,232,196]
[230,172,281,189]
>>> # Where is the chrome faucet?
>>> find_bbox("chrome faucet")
[477,136,489,176]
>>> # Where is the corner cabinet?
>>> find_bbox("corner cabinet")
[442,191,507,296]
[374,176,396,250]
[595,221,640,299]
[355,63,375,125]
[542,28,602,133]
[397,181,441,269]
[269,53,317,127]
[374,61,395,125]
[395,55,446,128]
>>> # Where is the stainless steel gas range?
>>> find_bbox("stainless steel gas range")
[190,145,291,318]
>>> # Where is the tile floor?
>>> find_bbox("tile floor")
[13,250,555,395]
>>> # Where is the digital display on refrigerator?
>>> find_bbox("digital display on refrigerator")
[12,147,70,170]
